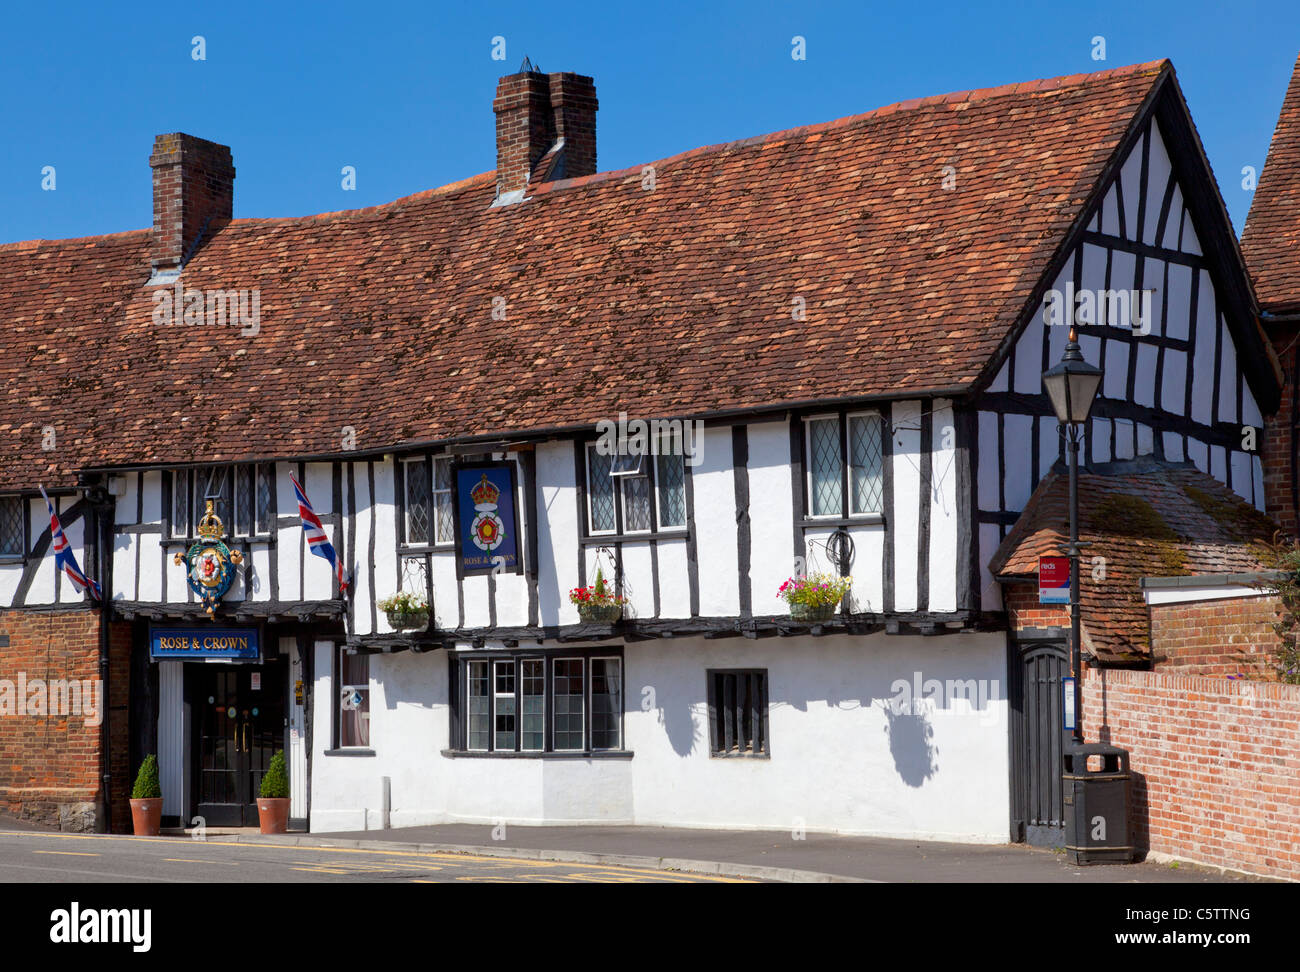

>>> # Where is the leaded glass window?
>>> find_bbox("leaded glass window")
[0,497,23,557]
[552,658,585,751]
[587,447,616,533]
[591,658,622,750]
[656,451,686,528]
[494,661,517,751]
[808,417,842,517]
[521,659,545,751]
[848,414,884,515]
[433,457,454,545]
[403,459,430,545]
[467,661,490,752]
[621,474,652,533]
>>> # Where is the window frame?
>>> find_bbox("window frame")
[583,441,688,539]
[168,465,276,542]
[448,649,627,758]
[0,494,28,562]
[706,668,770,759]
[803,411,886,522]
[333,646,373,753]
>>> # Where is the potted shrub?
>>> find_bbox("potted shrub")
[778,572,853,622]
[569,568,627,623]
[256,749,291,834]
[378,590,429,631]
[129,754,163,836]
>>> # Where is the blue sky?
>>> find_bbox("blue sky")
[1,0,1296,243]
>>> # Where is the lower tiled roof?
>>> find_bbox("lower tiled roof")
[990,459,1279,663]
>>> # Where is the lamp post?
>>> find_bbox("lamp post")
[1041,326,1103,744]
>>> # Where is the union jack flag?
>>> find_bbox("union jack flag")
[288,472,349,594]
[39,486,101,600]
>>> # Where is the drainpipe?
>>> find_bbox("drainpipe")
[85,481,115,833]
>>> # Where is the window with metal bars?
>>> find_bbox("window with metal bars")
[707,669,769,757]
[0,496,25,558]
[171,465,274,539]
[804,412,884,519]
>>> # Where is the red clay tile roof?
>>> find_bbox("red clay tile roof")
[1,61,1170,490]
[1242,52,1300,314]
[990,460,1279,663]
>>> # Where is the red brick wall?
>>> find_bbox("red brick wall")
[1084,668,1300,881]
[1149,595,1281,679]
[1002,584,1068,631]
[0,608,103,829]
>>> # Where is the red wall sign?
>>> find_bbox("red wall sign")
[1038,556,1071,604]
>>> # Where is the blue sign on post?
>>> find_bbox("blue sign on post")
[453,462,522,578]
[150,626,260,661]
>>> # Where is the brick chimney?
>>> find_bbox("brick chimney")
[548,73,598,180]
[493,67,597,200]
[149,133,235,272]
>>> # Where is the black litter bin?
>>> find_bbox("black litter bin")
[1063,742,1132,865]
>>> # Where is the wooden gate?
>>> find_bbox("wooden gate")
[1009,640,1068,846]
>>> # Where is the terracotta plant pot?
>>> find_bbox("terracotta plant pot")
[257,797,291,834]
[129,798,163,836]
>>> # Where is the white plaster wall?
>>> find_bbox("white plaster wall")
[309,633,1010,843]
[891,401,922,612]
[747,420,795,616]
[928,399,959,612]
[536,441,580,628]
[693,427,739,617]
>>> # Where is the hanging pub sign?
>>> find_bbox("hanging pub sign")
[150,625,260,661]
[1038,555,1071,604]
[173,500,243,617]
[453,461,523,578]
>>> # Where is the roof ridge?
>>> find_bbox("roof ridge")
[531,60,1171,197]
[0,227,151,253]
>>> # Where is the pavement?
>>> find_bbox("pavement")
[0,813,1271,882]
[187,822,1270,883]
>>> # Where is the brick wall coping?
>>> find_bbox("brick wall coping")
[1086,667,1300,702]
[1140,570,1283,588]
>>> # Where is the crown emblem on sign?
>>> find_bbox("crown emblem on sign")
[196,500,227,540]
[471,474,500,507]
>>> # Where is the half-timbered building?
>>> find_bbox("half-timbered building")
[0,57,1286,842]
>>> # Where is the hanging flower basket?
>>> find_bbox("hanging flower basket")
[385,608,429,631]
[570,568,626,624]
[577,601,623,624]
[378,591,429,631]
[778,573,853,623]
[789,601,836,623]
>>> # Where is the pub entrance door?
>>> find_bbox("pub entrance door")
[192,661,287,826]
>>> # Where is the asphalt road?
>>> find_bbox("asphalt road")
[0,830,753,883]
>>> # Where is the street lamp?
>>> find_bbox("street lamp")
[1042,326,1103,744]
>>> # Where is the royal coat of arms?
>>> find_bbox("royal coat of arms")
[174,500,244,618]
[469,474,506,552]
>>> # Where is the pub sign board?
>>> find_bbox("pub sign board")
[453,461,523,578]
[1038,555,1071,605]
[150,625,260,661]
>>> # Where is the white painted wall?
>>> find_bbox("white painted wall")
[309,632,1010,842]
